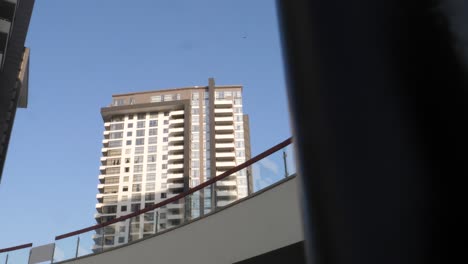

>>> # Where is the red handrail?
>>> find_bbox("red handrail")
[55,137,293,240]
[0,243,33,254]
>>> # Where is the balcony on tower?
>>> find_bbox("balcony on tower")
[168,127,184,137]
[214,99,232,108]
[214,125,234,134]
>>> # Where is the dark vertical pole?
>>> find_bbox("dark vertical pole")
[101,227,105,252]
[246,169,251,194]
[208,78,217,211]
[75,237,80,258]
[51,244,56,263]
[127,218,132,243]
[155,211,159,233]
[28,249,32,264]
[183,101,192,222]
[50,243,57,263]
[5,253,8,264]
[276,0,450,264]
[283,150,289,178]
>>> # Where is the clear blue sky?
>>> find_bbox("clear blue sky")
[0,0,291,248]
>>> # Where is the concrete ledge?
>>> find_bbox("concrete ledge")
[59,175,303,264]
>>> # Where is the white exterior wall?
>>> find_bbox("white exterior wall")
[99,111,178,247]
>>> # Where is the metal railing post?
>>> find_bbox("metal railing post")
[28,248,32,264]
[127,218,132,243]
[213,183,218,212]
[101,227,104,252]
[75,236,80,258]
[155,211,159,234]
[51,243,56,263]
[283,149,289,178]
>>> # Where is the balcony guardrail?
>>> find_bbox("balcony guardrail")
[0,243,33,264]
[1,138,295,263]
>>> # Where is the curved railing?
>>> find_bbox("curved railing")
[57,137,292,240]
[1,138,295,263]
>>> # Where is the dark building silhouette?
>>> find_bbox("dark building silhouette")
[0,0,35,182]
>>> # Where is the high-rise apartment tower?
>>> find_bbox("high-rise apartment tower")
[95,78,252,248]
